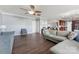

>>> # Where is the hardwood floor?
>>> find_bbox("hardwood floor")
[12,33,56,54]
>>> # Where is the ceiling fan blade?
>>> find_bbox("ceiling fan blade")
[35,10,42,13]
[30,5,35,10]
[36,13,41,16]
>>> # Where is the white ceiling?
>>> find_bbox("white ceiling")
[0,5,79,20]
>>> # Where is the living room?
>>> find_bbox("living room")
[0,5,79,54]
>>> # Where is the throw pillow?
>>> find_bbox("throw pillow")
[68,32,77,40]
[74,33,79,42]
[43,29,50,35]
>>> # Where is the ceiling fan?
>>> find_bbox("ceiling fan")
[20,5,42,16]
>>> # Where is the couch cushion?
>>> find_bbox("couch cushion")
[57,31,69,37]
[49,34,67,41]
[49,30,57,35]
[50,40,79,54]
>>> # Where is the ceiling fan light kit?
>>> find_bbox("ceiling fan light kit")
[28,11,34,14]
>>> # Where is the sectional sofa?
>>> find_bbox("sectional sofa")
[41,29,79,54]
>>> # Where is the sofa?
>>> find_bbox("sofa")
[42,29,70,43]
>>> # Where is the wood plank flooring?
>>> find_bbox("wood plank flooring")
[12,33,56,54]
